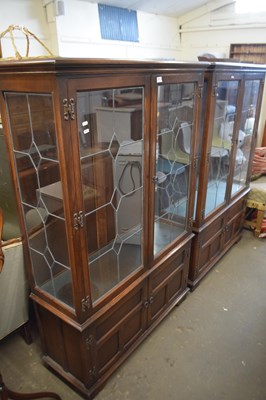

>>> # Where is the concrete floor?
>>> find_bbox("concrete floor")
[1,229,266,400]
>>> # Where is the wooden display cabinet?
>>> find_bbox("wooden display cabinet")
[190,62,266,289]
[0,58,204,398]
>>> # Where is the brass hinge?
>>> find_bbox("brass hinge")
[188,217,193,229]
[196,86,203,98]
[63,98,75,121]
[74,211,84,230]
[212,85,218,97]
[81,295,90,312]
[193,155,201,169]
[200,209,205,221]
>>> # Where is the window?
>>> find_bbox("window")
[98,4,139,42]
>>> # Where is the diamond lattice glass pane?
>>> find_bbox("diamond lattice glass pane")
[16,155,38,207]
[29,95,58,161]
[29,143,41,168]
[119,235,142,280]
[5,92,72,308]
[5,93,32,152]
[30,249,52,288]
[154,82,194,256]
[231,80,260,197]
[46,218,70,267]
[111,189,121,211]
[55,269,73,307]
[109,133,120,159]
[205,80,239,216]
[77,86,144,303]
[43,247,54,267]
[38,177,63,216]
[89,249,119,302]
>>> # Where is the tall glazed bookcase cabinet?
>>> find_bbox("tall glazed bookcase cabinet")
[190,62,266,288]
[0,58,204,398]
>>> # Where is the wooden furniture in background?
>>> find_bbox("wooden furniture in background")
[230,43,266,64]
[189,62,266,288]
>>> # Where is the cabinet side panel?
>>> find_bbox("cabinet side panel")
[35,305,68,369]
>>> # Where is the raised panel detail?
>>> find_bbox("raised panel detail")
[149,241,190,325]
[91,281,147,378]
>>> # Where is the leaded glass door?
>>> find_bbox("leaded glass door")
[204,78,240,217]
[4,92,73,308]
[230,78,262,197]
[73,76,147,304]
[152,74,201,257]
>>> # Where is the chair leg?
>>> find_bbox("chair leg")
[254,209,265,237]
[0,373,61,400]
[20,322,33,345]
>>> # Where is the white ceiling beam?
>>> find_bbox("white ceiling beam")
[178,0,235,26]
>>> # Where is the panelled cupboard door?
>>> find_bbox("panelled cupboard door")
[189,215,225,287]
[147,238,191,326]
[223,196,246,248]
[66,75,150,313]
[86,279,148,383]
[150,72,204,260]
[85,240,191,385]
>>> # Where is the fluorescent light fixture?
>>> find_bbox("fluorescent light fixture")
[235,0,266,13]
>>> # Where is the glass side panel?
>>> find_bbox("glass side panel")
[77,87,143,303]
[5,93,73,308]
[154,82,195,256]
[231,80,260,196]
[205,80,239,216]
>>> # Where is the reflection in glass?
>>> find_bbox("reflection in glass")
[231,80,260,196]
[77,87,144,302]
[154,83,195,255]
[5,93,73,308]
[205,80,239,215]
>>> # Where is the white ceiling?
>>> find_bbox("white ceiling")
[86,0,211,18]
